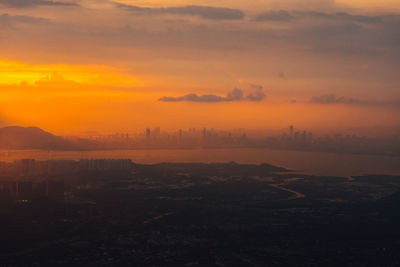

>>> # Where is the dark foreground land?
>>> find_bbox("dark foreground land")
[1,162,400,266]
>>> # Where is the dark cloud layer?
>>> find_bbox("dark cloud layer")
[159,88,266,103]
[255,10,382,23]
[117,4,245,20]
[310,94,361,104]
[0,0,77,8]
[0,13,47,27]
[299,11,382,23]
[109,9,399,58]
[310,94,400,107]
[255,10,294,21]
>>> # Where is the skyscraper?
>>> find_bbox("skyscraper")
[146,128,151,140]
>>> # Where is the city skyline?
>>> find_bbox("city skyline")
[0,125,398,159]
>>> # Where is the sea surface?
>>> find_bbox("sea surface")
[1,148,399,177]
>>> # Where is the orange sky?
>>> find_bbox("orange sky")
[0,0,399,135]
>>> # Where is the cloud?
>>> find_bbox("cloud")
[159,88,266,103]
[298,11,382,23]
[265,0,335,10]
[246,84,266,101]
[255,10,293,21]
[117,4,245,20]
[160,94,223,103]
[310,94,362,104]
[226,88,244,101]
[0,13,47,27]
[255,10,382,23]
[309,94,400,107]
[246,90,266,101]
[278,72,286,79]
[0,0,77,8]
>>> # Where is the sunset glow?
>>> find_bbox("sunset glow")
[0,0,398,134]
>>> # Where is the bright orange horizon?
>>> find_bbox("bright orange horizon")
[0,0,399,136]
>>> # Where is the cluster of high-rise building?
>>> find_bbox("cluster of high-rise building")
[281,125,313,144]
[0,159,133,176]
[0,158,135,202]
[63,126,400,156]
[0,180,64,201]
[140,127,248,148]
[76,127,249,149]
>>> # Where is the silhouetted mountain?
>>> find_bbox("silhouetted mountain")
[0,126,77,150]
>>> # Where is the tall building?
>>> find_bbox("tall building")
[14,159,36,175]
[146,128,151,140]
[290,125,294,137]
[203,128,207,139]
[16,181,33,200]
[0,181,13,196]
[153,127,161,138]
[302,131,307,142]
[294,131,299,141]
